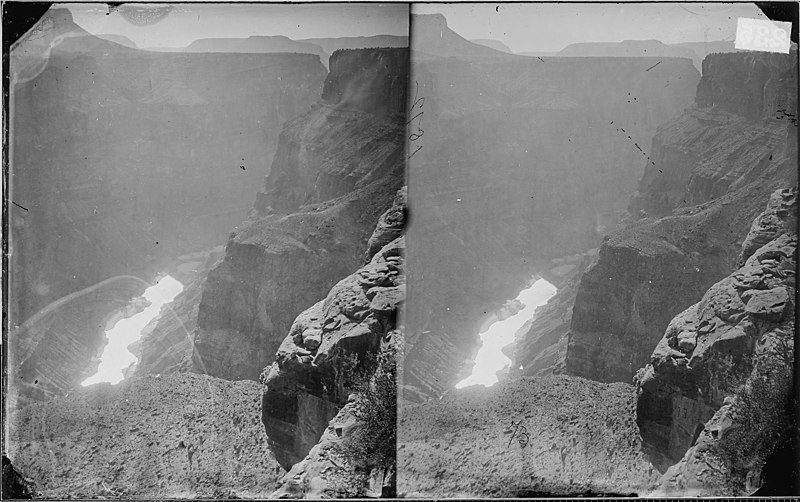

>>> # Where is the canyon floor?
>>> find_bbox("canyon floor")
[398,375,661,497]
[5,373,283,499]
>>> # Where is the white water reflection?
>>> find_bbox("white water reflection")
[456,277,557,388]
[81,275,183,386]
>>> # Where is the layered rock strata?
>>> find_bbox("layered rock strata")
[192,48,407,380]
[512,50,797,385]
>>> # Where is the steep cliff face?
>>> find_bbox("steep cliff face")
[193,48,407,380]
[9,9,326,373]
[631,51,797,217]
[553,50,798,385]
[322,48,408,116]
[403,14,699,401]
[260,231,403,471]
[636,188,796,493]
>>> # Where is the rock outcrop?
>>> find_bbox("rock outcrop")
[270,334,399,499]
[398,375,660,497]
[260,236,403,470]
[6,373,283,498]
[403,13,699,401]
[636,188,796,493]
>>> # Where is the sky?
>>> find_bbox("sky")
[413,3,767,52]
[63,3,409,48]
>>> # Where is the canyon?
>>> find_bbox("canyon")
[398,12,796,498]
[7,7,408,498]
[513,49,798,386]
[7,8,326,405]
[403,13,700,401]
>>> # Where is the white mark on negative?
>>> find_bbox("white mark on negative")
[735,17,791,54]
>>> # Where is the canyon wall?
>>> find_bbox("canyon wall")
[403,14,699,401]
[9,8,326,343]
[192,48,408,380]
[637,188,796,493]
[556,50,797,384]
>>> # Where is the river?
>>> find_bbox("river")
[456,277,557,388]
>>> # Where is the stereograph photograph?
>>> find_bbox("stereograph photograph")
[2,1,797,499]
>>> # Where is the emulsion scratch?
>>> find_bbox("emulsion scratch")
[645,61,662,72]
[12,201,29,211]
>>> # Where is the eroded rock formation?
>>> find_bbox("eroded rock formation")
[636,188,796,493]
[261,235,403,470]
[192,48,407,380]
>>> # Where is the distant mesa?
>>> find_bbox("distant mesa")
[558,39,697,59]
[184,35,328,62]
[470,38,511,53]
[411,14,514,59]
[96,33,137,48]
[555,39,742,72]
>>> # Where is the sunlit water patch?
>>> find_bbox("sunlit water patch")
[456,278,557,388]
[82,275,183,386]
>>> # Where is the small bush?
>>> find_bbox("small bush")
[712,361,794,492]
[339,341,397,472]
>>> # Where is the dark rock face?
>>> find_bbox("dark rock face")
[696,51,797,121]
[9,9,326,337]
[298,35,408,57]
[323,48,409,116]
[403,14,699,401]
[631,51,797,217]
[261,237,403,470]
[636,189,796,476]
[193,48,407,380]
[2,456,36,499]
